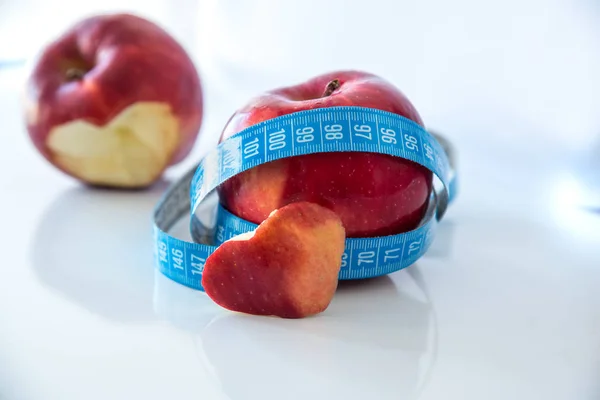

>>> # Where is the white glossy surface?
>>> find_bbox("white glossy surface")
[1,1,600,399]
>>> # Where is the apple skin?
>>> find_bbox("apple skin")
[23,13,203,188]
[217,70,432,237]
[202,201,346,319]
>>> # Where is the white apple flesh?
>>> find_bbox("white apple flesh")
[46,102,179,187]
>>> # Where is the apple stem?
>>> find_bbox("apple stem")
[65,68,86,81]
[322,79,341,97]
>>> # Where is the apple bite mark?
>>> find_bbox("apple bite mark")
[46,101,179,188]
[201,202,346,319]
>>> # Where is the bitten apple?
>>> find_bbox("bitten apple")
[201,201,346,319]
[24,13,203,188]
[217,70,432,237]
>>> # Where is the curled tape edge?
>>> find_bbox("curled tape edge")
[153,106,458,292]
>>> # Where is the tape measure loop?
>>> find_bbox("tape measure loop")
[153,106,458,291]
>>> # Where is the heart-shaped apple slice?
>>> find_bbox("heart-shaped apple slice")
[201,201,346,319]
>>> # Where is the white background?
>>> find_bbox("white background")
[1,0,599,399]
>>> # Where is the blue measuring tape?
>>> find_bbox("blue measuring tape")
[153,106,457,292]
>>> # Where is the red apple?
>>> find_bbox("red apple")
[217,70,432,237]
[23,13,203,188]
[202,201,346,319]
